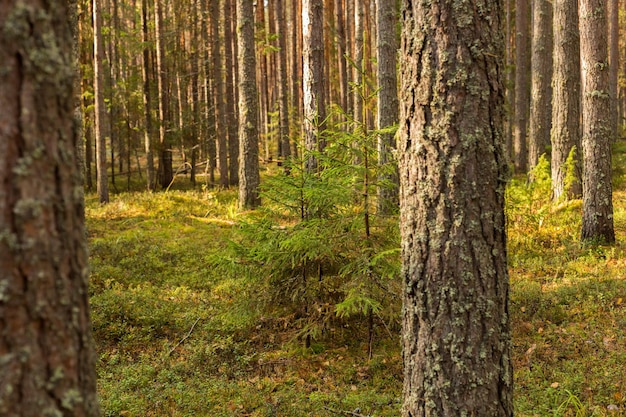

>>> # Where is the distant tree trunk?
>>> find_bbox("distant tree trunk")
[237,0,261,209]
[505,0,514,161]
[275,0,292,159]
[302,0,326,172]
[201,0,216,185]
[224,0,239,186]
[255,0,270,161]
[211,0,230,187]
[551,0,581,200]
[375,0,399,213]
[399,0,514,414]
[608,0,619,141]
[155,0,173,189]
[141,0,156,191]
[0,0,101,414]
[353,0,365,130]
[514,0,530,172]
[528,0,553,169]
[580,0,615,243]
[94,0,110,203]
[335,0,349,116]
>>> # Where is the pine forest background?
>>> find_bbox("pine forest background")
[79,0,626,415]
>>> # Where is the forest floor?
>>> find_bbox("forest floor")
[88,144,626,417]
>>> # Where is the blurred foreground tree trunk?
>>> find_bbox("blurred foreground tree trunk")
[0,0,101,415]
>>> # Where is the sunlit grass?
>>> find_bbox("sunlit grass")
[89,143,626,416]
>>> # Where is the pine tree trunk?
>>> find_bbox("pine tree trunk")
[94,0,110,203]
[224,0,240,186]
[375,0,399,213]
[528,0,553,169]
[155,0,173,189]
[514,0,530,172]
[551,0,581,200]
[237,0,261,209]
[275,0,292,159]
[0,1,101,414]
[399,0,514,414]
[141,0,156,191]
[580,0,615,243]
[608,0,619,142]
[212,0,230,187]
[302,0,326,172]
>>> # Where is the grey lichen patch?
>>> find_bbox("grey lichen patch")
[0,280,9,302]
[46,367,64,391]
[3,1,73,87]
[0,229,19,251]
[61,388,83,410]
[13,197,44,220]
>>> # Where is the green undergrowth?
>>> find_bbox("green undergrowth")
[89,141,626,416]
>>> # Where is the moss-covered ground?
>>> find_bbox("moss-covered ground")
[89,144,626,416]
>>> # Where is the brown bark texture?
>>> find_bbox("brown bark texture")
[398,0,514,414]
[0,1,101,415]
[551,0,581,200]
[528,0,553,169]
[375,0,399,213]
[237,0,261,209]
[94,0,110,203]
[580,0,615,243]
[514,0,530,172]
[302,0,326,172]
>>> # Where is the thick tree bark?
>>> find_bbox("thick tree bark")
[94,0,109,203]
[528,0,553,169]
[237,0,261,209]
[514,0,530,172]
[302,0,326,172]
[608,0,619,142]
[0,1,101,415]
[580,0,615,243]
[399,0,513,414]
[375,0,399,213]
[551,0,581,200]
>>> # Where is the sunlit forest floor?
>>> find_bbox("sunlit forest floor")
[88,142,626,417]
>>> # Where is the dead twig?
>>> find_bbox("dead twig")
[323,405,372,417]
[167,317,201,356]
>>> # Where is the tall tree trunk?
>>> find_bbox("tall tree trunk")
[155,0,173,189]
[237,0,261,209]
[94,0,110,203]
[580,0,615,243]
[275,0,292,159]
[224,0,239,186]
[551,0,581,200]
[256,0,270,161]
[211,0,230,186]
[608,0,619,141]
[375,0,399,213]
[514,0,531,172]
[302,0,326,172]
[505,0,514,161]
[0,0,101,414]
[353,0,365,130]
[335,0,349,116]
[141,0,156,191]
[528,0,553,169]
[399,0,514,414]
[201,0,216,185]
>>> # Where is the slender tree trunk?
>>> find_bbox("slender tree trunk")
[211,0,230,187]
[514,0,530,172]
[353,0,365,130]
[505,0,514,161]
[399,0,514,414]
[224,0,239,186]
[528,0,553,169]
[155,0,173,189]
[275,0,292,159]
[608,0,619,141]
[551,0,581,200]
[580,0,615,243]
[302,0,326,172]
[141,0,156,191]
[256,0,270,161]
[237,0,261,209]
[0,0,101,414]
[94,0,110,203]
[201,0,216,185]
[376,0,399,213]
[335,0,349,115]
